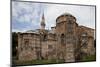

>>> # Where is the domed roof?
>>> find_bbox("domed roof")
[60,12,72,16]
[56,12,76,22]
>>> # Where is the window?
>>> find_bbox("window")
[48,45,53,49]
[61,34,65,45]
[43,34,47,41]
[81,33,88,48]
[67,20,73,33]
[24,39,29,50]
[82,42,87,48]
[82,33,87,37]
[81,33,87,42]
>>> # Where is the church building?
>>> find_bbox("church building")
[17,12,95,62]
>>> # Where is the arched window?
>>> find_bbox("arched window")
[43,34,47,41]
[61,34,65,45]
[24,39,29,50]
[81,33,87,42]
[81,33,88,48]
[67,20,73,33]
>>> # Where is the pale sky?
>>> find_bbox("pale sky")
[12,1,96,32]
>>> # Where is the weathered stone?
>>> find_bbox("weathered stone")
[17,13,95,62]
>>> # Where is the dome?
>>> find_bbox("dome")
[59,12,75,18]
[60,12,73,16]
[56,12,76,22]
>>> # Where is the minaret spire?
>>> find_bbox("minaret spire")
[41,12,45,30]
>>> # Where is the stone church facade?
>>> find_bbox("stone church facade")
[17,13,95,62]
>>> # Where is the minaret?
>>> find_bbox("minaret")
[41,13,45,30]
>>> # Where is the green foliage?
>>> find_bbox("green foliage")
[14,59,64,65]
[12,32,18,57]
[81,54,96,62]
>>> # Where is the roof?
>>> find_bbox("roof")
[56,12,76,22]
[79,25,94,30]
[25,29,40,33]
[61,12,73,16]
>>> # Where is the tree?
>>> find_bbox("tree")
[12,32,18,57]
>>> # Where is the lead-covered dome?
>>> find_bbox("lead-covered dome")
[56,12,76,23]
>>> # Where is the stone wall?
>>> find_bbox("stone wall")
[17,13,95,62]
